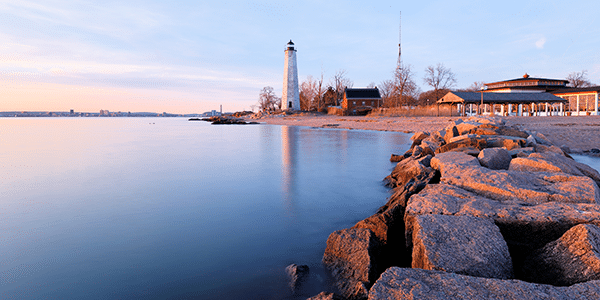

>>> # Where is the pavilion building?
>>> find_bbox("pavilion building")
[438,73,599,116]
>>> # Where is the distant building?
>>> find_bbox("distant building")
[282,40,300,111]
[439,73,599,116]
[341,87,382,115]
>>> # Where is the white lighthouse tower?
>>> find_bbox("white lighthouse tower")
[282,40,300,111]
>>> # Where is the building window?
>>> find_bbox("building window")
[353,101,356,105]
[362,101,365,105]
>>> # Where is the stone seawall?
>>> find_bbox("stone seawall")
[310,116,600,300]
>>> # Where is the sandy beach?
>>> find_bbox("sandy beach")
[253,114,600,152]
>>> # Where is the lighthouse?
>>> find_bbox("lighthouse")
[282,40,300,111]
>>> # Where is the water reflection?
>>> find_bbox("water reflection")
[281,126,298,214]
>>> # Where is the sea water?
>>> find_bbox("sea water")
[0,118,410,299]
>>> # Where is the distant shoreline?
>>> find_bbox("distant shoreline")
[253,114,600,153]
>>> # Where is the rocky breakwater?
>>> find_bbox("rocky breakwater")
[315,116,600,300]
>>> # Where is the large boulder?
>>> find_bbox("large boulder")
[322,228,380,300]
[509,152,600,187]
[368,267,600,300]
[406,214,513,279]
[523,224,600,286]
[406,183,600,246]
[431,152,600,205]
[478,147,512,170]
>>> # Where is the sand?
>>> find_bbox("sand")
[252,114,600,152]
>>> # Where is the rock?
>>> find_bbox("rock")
[526,135,537,147]
[389,154,404,162]
[322,228,380,300]
[406,214,513,279]
[447,146,480,156]
[285,264,309,292]
[384,155,435,191]
[478,147,512,170]
[435,137,487,154]
[409,131,430,149]
[560,145,571,154]
[307,291,343,300]
[455,121,483,135]
[368,267,600,300]
[405,183,600,276]
[509,152,600,187]
[524,224,600,286]
[484,135,525,150]
[430,151,481,175]
[534,144,566,156]
[592,148,600,154]
[508,147,534,157]
[431,152,600,205]
[443,125,459,143]
[420,134,445,153]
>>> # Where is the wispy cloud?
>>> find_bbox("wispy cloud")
[535,37,547,49]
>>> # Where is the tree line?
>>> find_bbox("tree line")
[257,64,596,112]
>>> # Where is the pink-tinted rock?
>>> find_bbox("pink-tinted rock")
[509,152,600,187]
[406,214,513,279]
[322,228,380,300]
[435,137,487,154]
[524,224,600,286]
[368,267,600,300]
[431,152,600,205]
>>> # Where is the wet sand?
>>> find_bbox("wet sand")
[253,114,600,152]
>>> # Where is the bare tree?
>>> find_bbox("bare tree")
[462,81,486,92]
[423,63,457,102]
[567,70,593,88]
[367,82,377,88]
[258,86,280,112]
[299,75,318,111]
[329,69,353,106]
[379,63,418,107]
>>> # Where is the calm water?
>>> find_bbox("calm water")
[0,118,411,299]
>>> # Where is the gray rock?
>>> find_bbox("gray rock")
[406,214,513,279]
[285,264,309,292]
[524,224,600,286]
[368,267,600,300]
[478,147,512,170]
[526,135,537,147]
[431,152,600,205]
[322,228,380,300]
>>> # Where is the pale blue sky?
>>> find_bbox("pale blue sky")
[1,0,599,113]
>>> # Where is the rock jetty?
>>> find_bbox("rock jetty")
[188,116,258,125]
[311,116,600,299]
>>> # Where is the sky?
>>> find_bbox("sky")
[1,0,599,114]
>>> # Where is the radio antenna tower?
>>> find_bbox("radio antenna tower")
[397,11,402,70]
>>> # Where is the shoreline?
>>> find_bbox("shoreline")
[252,114,600,153]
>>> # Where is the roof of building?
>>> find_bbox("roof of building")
[484,74,569,91]
[551,86,600,94]
[439,91,567,104]
[344,88,381,99]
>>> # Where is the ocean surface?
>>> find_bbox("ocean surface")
[0,118,412,299]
